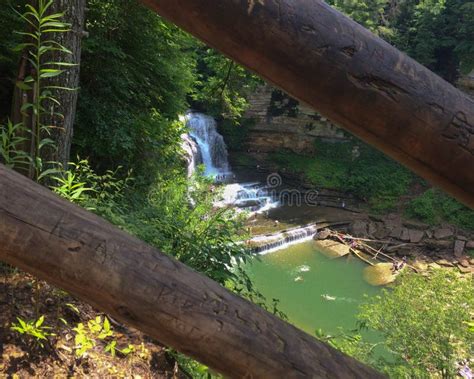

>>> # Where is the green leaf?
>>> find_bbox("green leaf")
[16,81,32,91]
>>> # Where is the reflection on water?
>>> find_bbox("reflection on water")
[245,240,381,335]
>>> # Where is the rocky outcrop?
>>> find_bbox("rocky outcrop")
[180,133,202,177]
[243,85,346,154]
[349,214,474,275]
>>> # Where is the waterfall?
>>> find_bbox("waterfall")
[246,224,318,254]
[183,112,279,213]
[185,112,231,178]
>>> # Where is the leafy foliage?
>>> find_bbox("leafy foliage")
[74,0,196,171]
[0,120,31,169]
[11,315,55,348]
[191,47,261,121]
[328,0,394,37]
[272,138,413,212]
[406,188,474,230]
[72,316,133,358]
[0,0,73,182]
[359,270,474,377]
[0,0,25,121]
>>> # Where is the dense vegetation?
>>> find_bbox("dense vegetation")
[319,270,474,378]
[0,0,473,377]
[272,140,414,213]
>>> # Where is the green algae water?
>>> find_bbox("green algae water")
[245,240,381,335]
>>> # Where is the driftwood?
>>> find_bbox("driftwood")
[0,165,384,378]
[140,0,474,209]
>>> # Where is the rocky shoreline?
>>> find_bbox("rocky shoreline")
[343,214,474,275]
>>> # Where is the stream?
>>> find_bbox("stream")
[184,111,382,336]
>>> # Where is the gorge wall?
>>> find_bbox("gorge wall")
[242,85,346,155]
[239,71,474,156]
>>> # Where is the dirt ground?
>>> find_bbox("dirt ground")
[0,265,187,378]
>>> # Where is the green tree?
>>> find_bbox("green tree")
[328,0,394,37]
[74,0,196,171]
[392,0,474,81]
[0,0,25,121]
[191,47,261,120]
[359,270,474,377]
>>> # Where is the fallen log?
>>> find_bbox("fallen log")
[140,0,474,208]
[0,164,384,378]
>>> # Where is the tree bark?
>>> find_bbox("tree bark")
[139,0,474,209]
[0,164,384,378]
[43,0,86,168]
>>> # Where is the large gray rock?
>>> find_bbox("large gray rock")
[351,220,367,237]
[373,223,389,239]
[409,229,425,243]
[389,226,403,239]
[400,228,411,242]
[454,240,466,257]
[466,241,474,249]
[315,228,331,240]
[402,220,429,230]
[367,222,378,237]
[434,228,454,240]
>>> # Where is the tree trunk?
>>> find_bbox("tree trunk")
[139,0,474,209]
[0,164,384,378]
[43,0,86,168]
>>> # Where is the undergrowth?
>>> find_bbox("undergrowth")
[272,139,413,213]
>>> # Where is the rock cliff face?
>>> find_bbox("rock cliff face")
[241,73,473,155]
[243,85,346,154]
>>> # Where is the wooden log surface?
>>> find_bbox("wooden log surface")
[140,0,474,209]
[0,165,384,378]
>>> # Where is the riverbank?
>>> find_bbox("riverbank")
[226,146,474,276]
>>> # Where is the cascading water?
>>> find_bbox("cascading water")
[182,112,318,252]
[246,224,319,254]
[184,112,280,214]
[185,112,231,178]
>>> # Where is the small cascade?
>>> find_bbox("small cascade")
[217,182,280,214]
[185,112,231,179]
[247,224,318,254]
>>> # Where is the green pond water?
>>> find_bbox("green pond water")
[245,240,382,336]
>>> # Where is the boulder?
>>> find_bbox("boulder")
[458,266,474,274]
[373,223,389,240]
[351,220,367,237]
[459,259,470,268]
[367,222,378,237]
[454,240,466,257]
[409,229,424,243]
[466,241,474,249]
[314,240,350,259]
[436,259,455,267]
[314,228,331,240]
[434,228,454,239]
[400,228,411,242]
[389,226,403,239]
[363,263,397,286]
[425,239,452,250]
[402,220,429,230]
